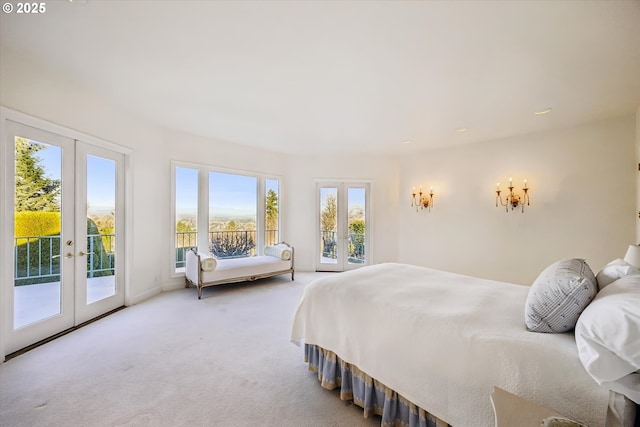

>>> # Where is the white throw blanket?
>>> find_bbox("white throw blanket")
[290,263,612,427]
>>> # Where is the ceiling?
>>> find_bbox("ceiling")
[1,0,640,155]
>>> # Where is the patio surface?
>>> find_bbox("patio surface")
[13,276,115,329]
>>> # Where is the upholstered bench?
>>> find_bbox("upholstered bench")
[185,243,294,299]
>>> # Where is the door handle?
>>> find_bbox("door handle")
[78,251,86,257]
[65,252,73,259]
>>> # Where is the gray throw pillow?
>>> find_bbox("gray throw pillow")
[525,259,597,333]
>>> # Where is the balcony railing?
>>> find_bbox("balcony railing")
[14,233,115,285]
[175,231,197,269]
[16,229,282,282]
[175,230,279,268]
[321,230,366,263]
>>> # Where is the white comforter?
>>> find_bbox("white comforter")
[290,263,611,427]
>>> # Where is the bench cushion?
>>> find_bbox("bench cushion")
[200,255,292,283]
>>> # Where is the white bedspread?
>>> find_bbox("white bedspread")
[290,263,612,427]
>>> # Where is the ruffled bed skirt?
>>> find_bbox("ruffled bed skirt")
[305,344,450,427]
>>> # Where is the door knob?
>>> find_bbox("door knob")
[65,252,73,259]
[78,251,86,257]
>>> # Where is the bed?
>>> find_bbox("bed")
[290,262,639,427]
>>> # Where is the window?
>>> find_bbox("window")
[172,163,281,275]
[174,167,198,272]
[209,172,257,258]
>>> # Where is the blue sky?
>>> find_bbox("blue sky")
[175,167,280,218]
[31,141,115,215]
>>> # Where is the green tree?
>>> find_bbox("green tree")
[176,218,196,248]
[225,219,238,231]
[321,193,337,232]
[349,219,365,235]
[176,218,196,233]
[266,189,279,231]
[15,138,61,212]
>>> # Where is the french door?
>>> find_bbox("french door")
[3,120,125,355]
[316,182,370,272]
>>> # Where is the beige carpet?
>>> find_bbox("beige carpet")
[0,272,381,427]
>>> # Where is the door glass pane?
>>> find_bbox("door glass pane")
[13,137,62,328]
[175,167,198,271]
[319,187,338,264]
[86,155,116,304]
[347,188,366,265]
[265,179,279,246]
[209,172,257,258]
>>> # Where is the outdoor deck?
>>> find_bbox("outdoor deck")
[14,276,115,329]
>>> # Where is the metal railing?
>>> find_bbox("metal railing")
[320,230,366,262]
[175,229,279,268]
[14,233,115,285]
[175,231,197,269]
[86,233,115,278]
[14,235,61,284]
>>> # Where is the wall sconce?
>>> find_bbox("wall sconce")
[496,177,530,213]
[411,185,434,212]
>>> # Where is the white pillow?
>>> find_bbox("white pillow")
[524,259,597,333]
[575,275,640,384]
[199,254,217,272]
[264,243,292,260]
[595,258,640,291]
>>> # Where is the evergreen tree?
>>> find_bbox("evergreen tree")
[15,138,60,212]
[265,189,278,231]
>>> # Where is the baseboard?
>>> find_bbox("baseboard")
[295,264,314,272]
[163,281,186,292]
[127,285,162,305]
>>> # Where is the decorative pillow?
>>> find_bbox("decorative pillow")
[524,259,597,333]
[200,254,217,272]
[264,243,292,261]
[575,275,640,384]
[595,258,640,291]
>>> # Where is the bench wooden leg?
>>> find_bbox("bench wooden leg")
[198,285,202,300]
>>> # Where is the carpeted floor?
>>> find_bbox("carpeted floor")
[0,272,381,427]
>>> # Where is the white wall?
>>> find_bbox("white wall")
[398,116,637,285]
[285,154,399,271]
